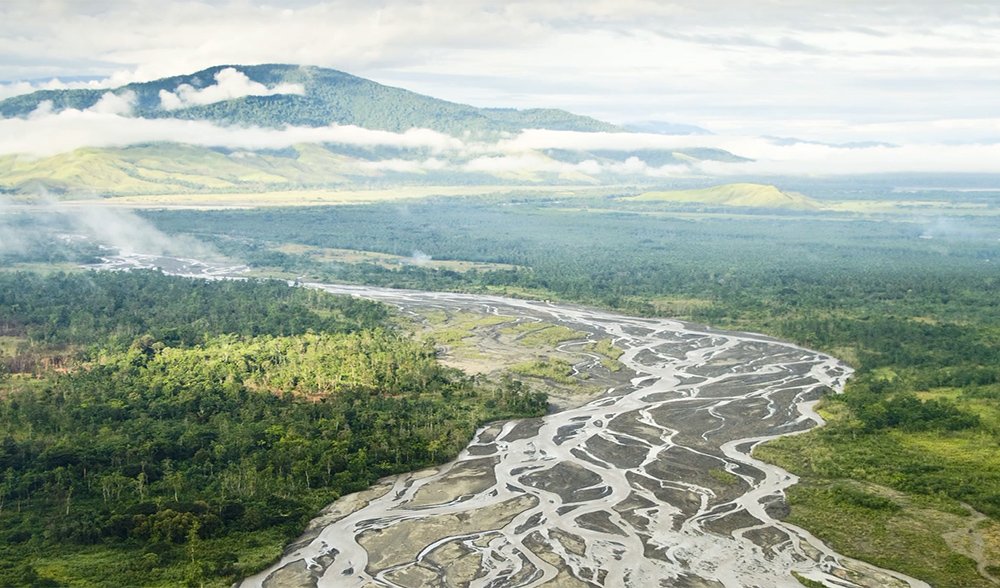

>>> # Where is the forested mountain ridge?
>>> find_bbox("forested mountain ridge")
[0,64,753,196]
[0,64,619,135]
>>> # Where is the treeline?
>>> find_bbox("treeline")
[148,199,1000,379]
[0,271,546,586]
[0,270,386,354]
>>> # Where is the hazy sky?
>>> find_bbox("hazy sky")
[2,0,999,145]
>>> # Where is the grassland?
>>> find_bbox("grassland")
[46,184,612,209]
[756,392,1000,587]
[583,338,625,372]
[499,321,586,348]
[397,308,622,409]
[419,311,512,349]
[274,243,519,273]
[509,358,578,385]
[626,183,821,210]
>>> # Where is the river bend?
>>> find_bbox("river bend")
[93,254,926,588]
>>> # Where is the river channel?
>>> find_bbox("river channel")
[93,254,926,588]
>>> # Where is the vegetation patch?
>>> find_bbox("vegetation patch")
[501,322,585,348]
[627,183,821,210]
[510,359,578,385]
[791,572,826,588]
[708,468,740,487]
[777,480,991,588]
[757,390,1000,587]
[274,243,519,273]
[583,338,625,372]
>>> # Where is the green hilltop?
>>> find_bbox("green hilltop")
[0,64,619,135]
[629,182,821,210]
[0,64,751,196]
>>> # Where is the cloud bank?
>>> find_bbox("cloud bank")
[2,0,999,144]
[158,67,305,110]
[4,103,1000,176]
[2,98,1000,177]
[0,107,462,157]
[0,193,217,259]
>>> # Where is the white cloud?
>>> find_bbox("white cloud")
[358,158,449,173]
[28,100,54,118]
[495,129,711,153]
[88,90,136,115]
[0,106,462,157]
[695,141,1000,176]
[0,80,37,100]
[481,128,1000,176]
[3,99,1000,177]
[158,67,305,110]
[0,72,145,102]
[462,151,688,178]
[157,89,183,111]
[2,1,999,144]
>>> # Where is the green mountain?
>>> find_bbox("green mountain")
[629,183,821,210]
[0,64,751,196]
[0,64,618,135]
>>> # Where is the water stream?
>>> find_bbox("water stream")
[92,254,927,588]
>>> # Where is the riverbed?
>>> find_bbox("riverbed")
[92,254,926,588]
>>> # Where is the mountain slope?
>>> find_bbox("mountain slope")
[0,144,368,195]
[0,64,752,196]
[629,183,820,210]
[0,64,619,135]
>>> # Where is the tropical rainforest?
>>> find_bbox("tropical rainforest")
[0,271,546,586]
[2,183,999,586]
[140,192,1000,586]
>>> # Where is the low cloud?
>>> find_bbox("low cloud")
[1,192,218,260]
[3,102,1000,176]
[491,129,1000,176]
[0,69,164,102]
[0,107,463,157]
[496,129,716,153]
[0,77,114,101]
[462,152,688,178]
[409,250,432,266]
[695,141,1000,176]
[89,90,136,116]
[0,80,39,101]
[357,158,449,173]
[158,67,305,110]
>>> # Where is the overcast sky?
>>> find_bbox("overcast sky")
[2,0,999,145]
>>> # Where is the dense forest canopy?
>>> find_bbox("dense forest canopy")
[2,188,998,586]
[0,271,546,586]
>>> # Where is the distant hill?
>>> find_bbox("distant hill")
[0,144,362,195]
[620,121,712,135]
[0,64,752,195]
[0,64,619,135]
[628,183,821,210]
[0,144,760,196]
